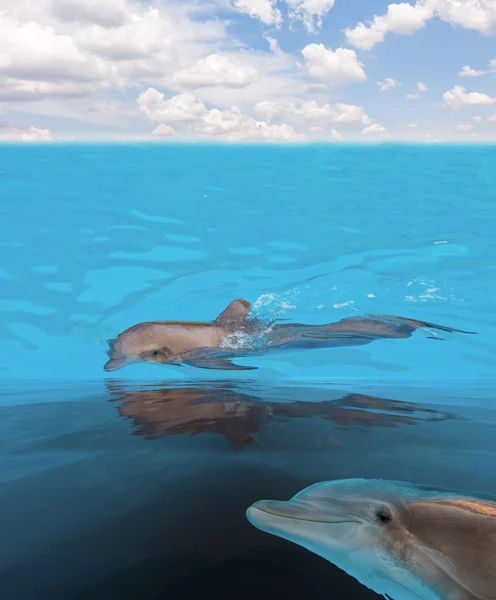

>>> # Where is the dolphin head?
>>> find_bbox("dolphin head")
[246,478,453,599]
[104,324,175,372]
[247,478,413,553]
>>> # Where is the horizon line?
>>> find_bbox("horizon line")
[1,140,496,147]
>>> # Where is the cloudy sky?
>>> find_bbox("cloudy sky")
[1,0,496,142]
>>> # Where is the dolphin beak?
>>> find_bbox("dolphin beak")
[104,357,133,371]
[247,499,360,526]
[248,500,316,521]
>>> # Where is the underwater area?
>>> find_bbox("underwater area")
[1,143,496,599]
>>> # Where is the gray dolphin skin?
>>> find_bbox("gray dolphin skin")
[246,478,496,600]
[104,298,476,372]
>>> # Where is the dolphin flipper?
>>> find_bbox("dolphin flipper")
[302,331,371,340]
[185,358,258,371]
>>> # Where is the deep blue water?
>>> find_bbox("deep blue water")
[1,144,495,599]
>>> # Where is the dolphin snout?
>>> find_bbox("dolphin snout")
[247,499,361,525]
[104,359,121,371]
[249,500,314,520]
[103,339,133,371]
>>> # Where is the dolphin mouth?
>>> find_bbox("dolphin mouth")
[104,342,134,371]
[248,501,361,525]
[104,360,122,372]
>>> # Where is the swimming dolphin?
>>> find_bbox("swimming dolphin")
[246,478,496,600]
[103,298,476,372]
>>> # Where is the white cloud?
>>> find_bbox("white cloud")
[362,123,387,135]
[377,77,398,91]
[457,123,473,131]
[345,0,496,51]
[152,124,178,136]
[344,2,433,50]
[0,0,230,103]
[293,100,334,120]
[74,10,177,62]
[264,35,286,58]
[433,0,496,34]
[0,78,96,101]
[285,0,335,33]
[472,116,484,122]
[4,0,496,142]
[330,127,343,140]
[50,0,129,28]
[489,113,496,122]
[232,0,335,32]
[333,103,371,124]
[197,106,302,140]
[171,46,307,113]
[173,53,260,88]
[303,82,328,93]
[443,85,496,108]
[0,125,51,141]
[252,99,374,131]
[301,44,366,87]
[254,100,284,121]
[0,14,112,86]
[459,65,486,77]
[137,87,303,141]
[233,0,282,26]
[290,100,372,125]
[137,88,207,121]
[405,80,428,99]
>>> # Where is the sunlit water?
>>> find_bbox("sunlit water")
[1,144,495,599]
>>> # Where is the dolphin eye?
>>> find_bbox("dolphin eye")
[375,507,392,524]
[152,350,160,357]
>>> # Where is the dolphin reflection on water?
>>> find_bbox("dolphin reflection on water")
[247,478,496,600]
[104,298,476,372]
[106,381,452,448]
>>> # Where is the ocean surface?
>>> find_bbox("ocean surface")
[1,143,495,599]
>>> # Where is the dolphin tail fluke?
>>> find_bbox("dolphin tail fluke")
[369,314,478,335]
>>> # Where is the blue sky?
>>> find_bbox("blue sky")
[0,0,495,141]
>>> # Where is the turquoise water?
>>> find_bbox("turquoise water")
[1,144,496,600]
[1,143,495,381]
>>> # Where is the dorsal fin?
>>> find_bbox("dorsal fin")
[214,299,251,327]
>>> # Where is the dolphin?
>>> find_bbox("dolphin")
[103,298,476,372]
[246,478,496,600]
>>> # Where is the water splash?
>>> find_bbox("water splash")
[219,329,267,352]
[404,279,454,303]
[219,293,301,352]
[252,292,299,320]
